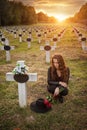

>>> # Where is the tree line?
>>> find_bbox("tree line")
[0,0,57,26]
[66,3,87,25]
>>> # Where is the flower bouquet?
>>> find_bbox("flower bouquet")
[12,61,29,83]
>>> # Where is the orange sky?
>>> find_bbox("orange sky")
[13,0,87,21]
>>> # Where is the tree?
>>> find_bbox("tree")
[0,0,37,26]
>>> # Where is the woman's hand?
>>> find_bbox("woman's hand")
[54,87,59,97]
[59,81,68,88]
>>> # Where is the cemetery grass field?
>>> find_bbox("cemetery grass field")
[0,23,87,130]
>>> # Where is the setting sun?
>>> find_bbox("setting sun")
[54,14,68,22]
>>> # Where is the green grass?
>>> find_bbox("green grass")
[0,23,87,130]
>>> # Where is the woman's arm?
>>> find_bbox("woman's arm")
[59,81,68,87]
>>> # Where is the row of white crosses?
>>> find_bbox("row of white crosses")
[35,26,60,43]
[5,27,32,43]
[18,31,32,43]
[36,30,57,45]
[4,28,20,41]
[0,32,20,62]
[3,25,60,43]
[51,28,66,48]
[40,40,55,63]
[74,27,87,51]
[73,27,87,51]
[1,26,66,50]
[58,28,66,40]
[6,60,37,108]
[16,29,33,43]
[52,28,66,46]
[27,28,58,48]
[0,37,15,61]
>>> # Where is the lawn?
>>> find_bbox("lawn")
[0,23,87,130]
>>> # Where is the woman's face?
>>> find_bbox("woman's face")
[52,58,59,69]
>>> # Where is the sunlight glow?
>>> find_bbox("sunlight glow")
[54,14,68,22]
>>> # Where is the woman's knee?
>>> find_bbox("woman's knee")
[47,85,56,94]
[60,87,68,96]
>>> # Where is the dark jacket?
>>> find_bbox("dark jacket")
[47,67,70,87]
[47,67,70,95]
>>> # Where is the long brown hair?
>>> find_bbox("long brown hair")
[51,54,67,81]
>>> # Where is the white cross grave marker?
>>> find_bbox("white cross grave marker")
[38,34,41,44]
[6,60,37,108]
[40,41,55,63]
[0,39,15,61]
[58,34,61,41]
[0,33,2,42]
[29,32,32,39]
[44,32,47,39]
[53,36,58,48]
[81,37,87,51]
[23,30,26,36]
[19,34,22,43]
[73,28,79,37]
[27,38,31,48]
[1,36,6,45]
[78,33,82,42]
[14,31,17,39]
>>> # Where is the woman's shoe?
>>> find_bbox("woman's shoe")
[58,96,64,103]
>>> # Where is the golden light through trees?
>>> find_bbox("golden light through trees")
[49,14,69,22]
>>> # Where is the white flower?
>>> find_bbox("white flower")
[12,64,29,74]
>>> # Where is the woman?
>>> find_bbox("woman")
[47,54,70,103]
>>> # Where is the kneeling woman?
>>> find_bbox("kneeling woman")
[47,54,70,103]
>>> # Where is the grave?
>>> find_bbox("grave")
[53,36,58,48]
[38,34,41,44]
[27,38,31,48]
[0,33,2,42]
[40,41,55,63]
[19,34,22,43]
[58,34,61,41]
[6,60,37,108]
[0,39,14,61]
[81,37,87,51]
[1,36,6,45]
[14,31,17,39]
[29,31,32,39]
[78,33,82,41]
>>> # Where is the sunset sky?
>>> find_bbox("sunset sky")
[13,0,87,21]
